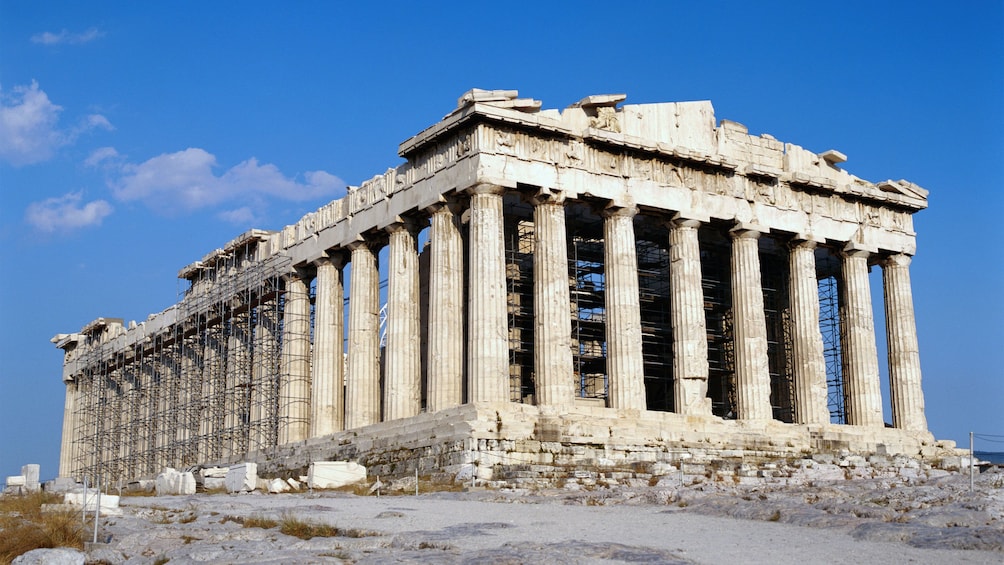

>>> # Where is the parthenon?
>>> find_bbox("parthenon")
[53,89,943,485]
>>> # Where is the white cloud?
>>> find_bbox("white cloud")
[111,148,345,213]
[85,114,114,131]
[0,81,113,166]
[0,81,64,165]
[84,146,121,168]
[31,28,104,45]
[25,191,113,233]
[218,207,257,225]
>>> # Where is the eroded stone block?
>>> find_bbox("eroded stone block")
[225,462,258,493]
[308,461,366,489]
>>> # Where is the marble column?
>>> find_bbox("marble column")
[426,201,464,411]
[668,216,712,415]
[840,246,884,427]
[467,184,510,403]
[278,271,312,444]
[224,312,251,459]
[311,254,345,437]
[603,205,646,410]
[788,239,830,424]
[251,299,279,450]
[533,192,575,407]
[730,225,772,420]
[345,239,382,428]
[881,254,928,431]
[384,220,423,420]
[59,378,78,477]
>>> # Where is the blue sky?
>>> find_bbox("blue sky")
[1,2,1001,480]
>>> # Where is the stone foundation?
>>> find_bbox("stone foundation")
[243,403,957,486]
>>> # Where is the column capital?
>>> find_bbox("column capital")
[528,186,567,207]
[313,250,346,269]
[879,253,913,268]
[729,221,767,240]
[842,240,877,257]
[282,267,311,283]
[384,215,426,236]
[841,241,873,259]
[788,238,818,252]
[466,183,506,196]
[790,232,824,246]
[600,202,638,220]
[424,195,464,216]
[666,211,706,229]
[346,232,387,252]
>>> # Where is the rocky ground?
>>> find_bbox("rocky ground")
[15,466,1004,564]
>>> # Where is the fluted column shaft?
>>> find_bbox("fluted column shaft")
[311,255,345,437]
[730,226,772,420]
[346,241,382,428]
[251,300,279,450]
[279,272,312,444]
[59,380,78,477]
[840,248,884,427]
[467,184,510,403]
[882,254,928,431]
[224,313,251,458]
[788,239,830,424]
[533,194,575,407]
[426,201,464,411]
[603,205,646,410]
[384,221,423,420]
[669,217,712,415]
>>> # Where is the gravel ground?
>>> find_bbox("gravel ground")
[65,467,1004,565]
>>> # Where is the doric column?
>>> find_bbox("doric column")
[532,191,575,407]
[384,219,423,420]
[466,184,510,403]
[199,328,222,460]
[251,299,279,450]
[788,239,830,424]
[345,239,382,428]
[881,254,928,431]
[426,200,464,411]
[59,378,78,477]
[669,216,712,415]
[224,312,251,459]
[602,204,646,410]
[278,270,312,445]
[840,246,884,427]
[730,224,773,420]
[311,254,345,437]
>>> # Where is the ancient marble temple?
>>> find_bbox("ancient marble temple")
[53,90,944,484]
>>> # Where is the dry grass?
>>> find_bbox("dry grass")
[277,513,379,540]
[241,514,280,529]
[120,488,158,497]
[0,491,85,563]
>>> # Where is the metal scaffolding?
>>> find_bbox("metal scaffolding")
[69,237,298,485]
[816,248,846,424]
